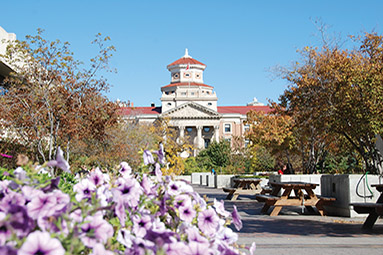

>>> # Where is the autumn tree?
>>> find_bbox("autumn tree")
[281,32,383,174]
[151,117,193,176]
[0,29,118,164]
[245,107,296,168]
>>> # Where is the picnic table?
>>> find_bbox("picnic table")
[351,184,383,229]
[255,181,335,216]
[222,178,263,201]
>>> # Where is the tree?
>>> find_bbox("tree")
[197,140,231,171]
[281,32,383,174]
[245,107,296,169]
[0,29,117,164]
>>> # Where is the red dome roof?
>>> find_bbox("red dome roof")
[161,82,212,89]
[167,57,206,68]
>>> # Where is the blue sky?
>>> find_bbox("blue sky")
[1,0,382,106]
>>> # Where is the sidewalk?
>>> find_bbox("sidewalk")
[192,184,383,255]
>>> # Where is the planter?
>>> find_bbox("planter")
[321,174,382,217]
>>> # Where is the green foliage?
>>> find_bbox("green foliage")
[317,151,362,174]
[197,140,231,170]
[183,157,204,174]
[250,146,275,172]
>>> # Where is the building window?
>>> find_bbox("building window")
[181,92,186,95]
[207,102,212,106]
[191,92,195,95]
[203,127,210,133]
[224,124,231,133]
[186,127,193,133]
[167,103,172,106]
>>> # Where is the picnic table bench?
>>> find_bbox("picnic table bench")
[223,178,263,201]
[255,181,336,216]
[351,184,383,229]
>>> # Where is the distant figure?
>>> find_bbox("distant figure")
[212,168,216,175]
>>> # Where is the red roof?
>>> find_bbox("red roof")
[161,82,213,89]
[119,105,273,116]
[118,107,161,115]
[217,106,273,115]
[167,57,206,67]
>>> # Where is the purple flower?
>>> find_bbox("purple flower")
[115,198,127,227]
[155,163,162,182]
[179,204,196,223]
[140,174,153,195]
[7,204,35,238]
[186,241,213,255]
[163,242,188,255]
[185,226,209,244]
[197,208,219,237]
[174,194,192,208]
[46,147,70,173]
[0,245,17,255]
[14,167,26,181]
[153,143,165,165]
[89,168,105,186]
[116,228,133,248]
[90,243,114,255]
[231,205,242,231]
[113,177,142,208]
[73,179,96,202]
[167,181,193,196]
[214,199,230,217]
[119,162,132,176]
[143,150,155,165]
[18,231,65,255]
[133,214,152,237]
[216,227,238,244]
[26,192,57,219]
[80,214,114,248]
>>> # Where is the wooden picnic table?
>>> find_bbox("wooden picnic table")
[255,181,335,216]
[351,184,383,229]
[223,178,263,201]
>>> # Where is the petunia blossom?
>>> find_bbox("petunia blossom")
[153,142,165,165]
[80,214,114,248]
[46,147,70,173]
[26,192,57,219]
[119,161,132,176]
[143,150,155,165]
[18,231,65,255]
[197,208,219,237]
[90,243,114,255]
[179,204,196,223]
[231,205,242,231]
[73,179,96,202]
[214,199,230,217]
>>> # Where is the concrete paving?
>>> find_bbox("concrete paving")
[193,184,383,255]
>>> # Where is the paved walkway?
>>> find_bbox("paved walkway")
[193,184,383,255]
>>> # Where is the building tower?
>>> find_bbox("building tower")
[160,49,218,112]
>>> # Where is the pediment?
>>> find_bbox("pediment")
[161,102,221,119]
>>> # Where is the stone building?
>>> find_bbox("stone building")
[121,49,273,152]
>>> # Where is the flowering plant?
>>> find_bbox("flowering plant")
[0,149,255,254]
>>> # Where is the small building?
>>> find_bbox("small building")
[121,49,273,152]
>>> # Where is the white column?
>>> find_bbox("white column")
[214,125,220,142]
[197,126,203,149]
[179,126,185,138]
